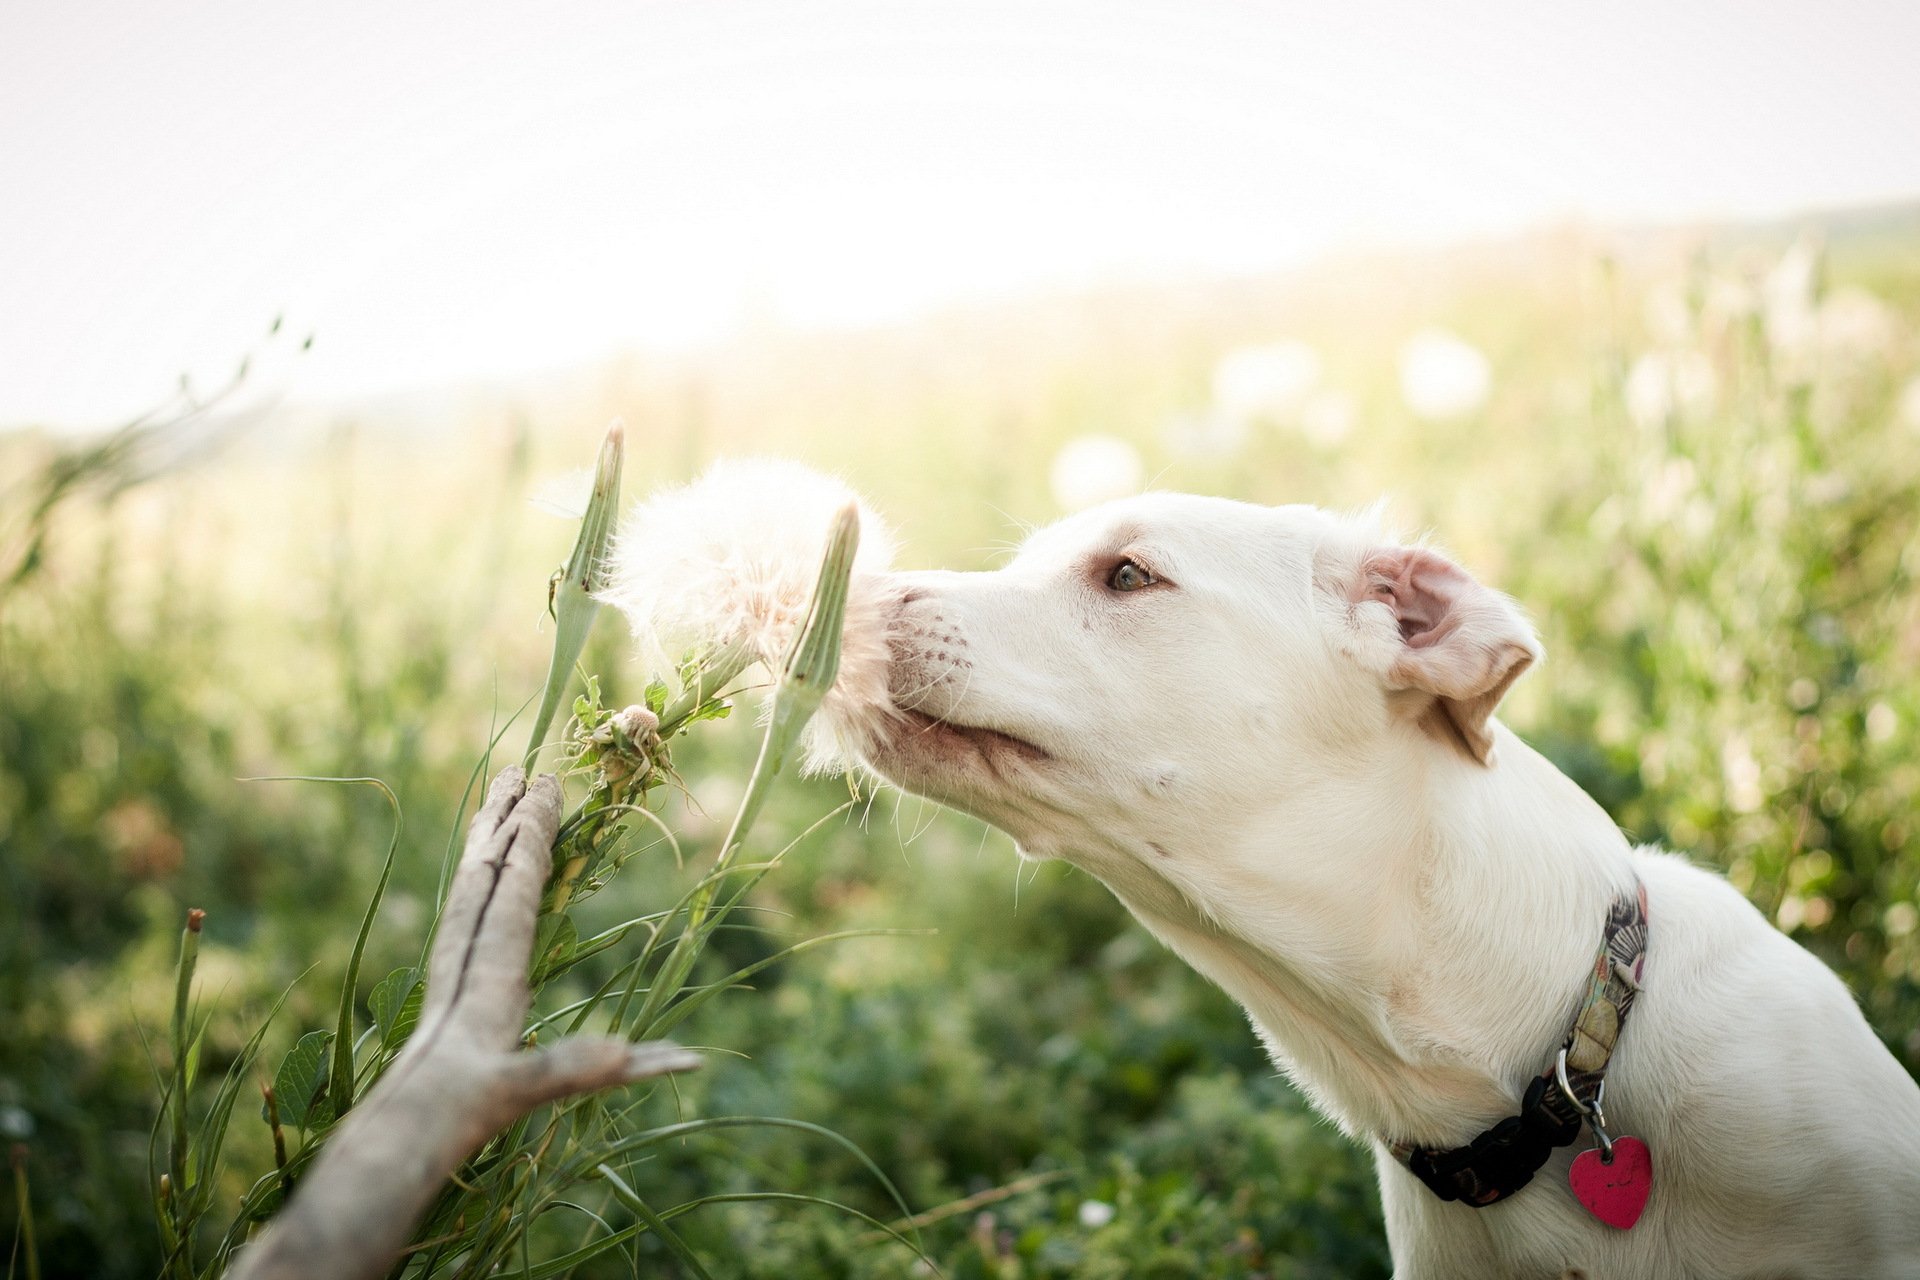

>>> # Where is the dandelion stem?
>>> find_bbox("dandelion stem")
[627,504,857,1038]
[524,422,623,770]
[715,502,857,866]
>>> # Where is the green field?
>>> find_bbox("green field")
[4,215,1918,1278]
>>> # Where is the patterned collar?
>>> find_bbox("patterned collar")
[1387,880,1650,1207]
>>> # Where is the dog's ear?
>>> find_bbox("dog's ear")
[1343,545,1540,765]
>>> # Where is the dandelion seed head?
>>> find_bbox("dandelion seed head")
[1642,283,1695,347]
[1298,388,1357,447]
[1398,328,1491,421]
[1160,410,1247,461]
[599,457,899,772]
[1049,435,1144,512]
[1211,341,1322,425]
[1815,287,1897,361]
[1624,350,1718,431]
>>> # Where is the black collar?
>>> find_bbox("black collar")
[1386,881,1649,1207]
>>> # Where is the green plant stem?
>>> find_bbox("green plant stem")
[9,1145,38,1280]
[627,504,857,1039]
[167,908,203,1279]
[657,640,754,736]
[525,423,623,770]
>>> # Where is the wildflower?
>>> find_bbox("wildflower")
[1049,435,1144,512]
[1897,376,1920,434]
[581,704,663,785]
[1078,1199,1117,1228]
[1298,389,1357,446]
[1211,341,1322,426]
[1398,328,1490,421]
[599,458,897,771]
[1160,411,1247,461]
[1642,283,1695,348]
[1720,734,1764,815]
[1764,233,1897,379]
[1763,234,1822,365]
[1815,288,1897,362]
[1624,351,1718,431]
[1701,274,1758,336]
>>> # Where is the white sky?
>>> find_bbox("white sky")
[3,0,1917,428]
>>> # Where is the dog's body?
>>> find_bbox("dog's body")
[851,493,1920,1279]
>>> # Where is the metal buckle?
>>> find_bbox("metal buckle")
[1555,1047,1616,1163]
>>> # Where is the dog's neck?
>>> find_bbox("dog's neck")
[1085,721,1637,1146]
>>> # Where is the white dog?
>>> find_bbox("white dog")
[852,494,1920,1279]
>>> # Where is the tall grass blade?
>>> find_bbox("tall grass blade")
[164,907,203,1278]
[240,776,401,1124]
[7,1145,38,1280]
[592,1165,716,1280]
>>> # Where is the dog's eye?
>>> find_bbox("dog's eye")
[1108,559,1155,592]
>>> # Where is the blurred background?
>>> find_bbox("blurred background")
[3,2,1918,1276]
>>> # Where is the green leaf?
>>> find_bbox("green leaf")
[643,677,668,716]
[368,966,423,1047]
[244,1182,284,1223]
[332,779,402,1123]
[183,1016,206,1095]
[684,697,732,727]
[530,916,578,986]
[265,1030,335,1131]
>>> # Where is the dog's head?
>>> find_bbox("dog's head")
[857,494,1540,889]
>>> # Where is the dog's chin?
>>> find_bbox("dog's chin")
[860,706,1056,817]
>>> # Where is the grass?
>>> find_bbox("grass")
[2,218,1917,1277]
[136,426,926,1278]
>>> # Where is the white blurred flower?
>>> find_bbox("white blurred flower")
[1898,376,1920,433]
[1804,471,1851,506]
[599,458,899,770]
[1641,457,1697,522]
[1643,283,1694,347]
[1398,329,1490,421]
[1161,411,1248,461]
[1702,275,1758,333]
[1721,734,1764,815]
[1763,234,1822,363]
[1815,288,1897,361]
[1624,350,1718,431]
[1299,389,1357,446]
[1050,435,1144,512]
[1078,1200,1117,1229]
[1211,341,1322,425]
[1776,895,1807,932]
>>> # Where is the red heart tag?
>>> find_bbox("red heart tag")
[1568,1136,1652,1229]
